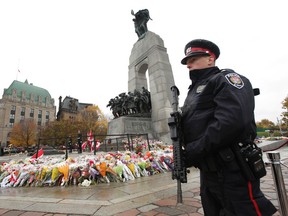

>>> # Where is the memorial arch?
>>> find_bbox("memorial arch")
[128,31,175,144]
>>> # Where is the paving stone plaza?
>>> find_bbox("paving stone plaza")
[0,142,287,216]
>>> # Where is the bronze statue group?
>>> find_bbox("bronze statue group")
[107,87,151,118]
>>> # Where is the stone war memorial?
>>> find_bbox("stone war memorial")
[107,9,175,145]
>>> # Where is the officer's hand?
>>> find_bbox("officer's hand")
[183,150,199,168]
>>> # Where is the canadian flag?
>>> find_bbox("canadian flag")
[84,130,101,152]
[95,140,101,150]
[87,130,93,142]
[31,148,44,159]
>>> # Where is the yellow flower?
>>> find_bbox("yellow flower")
[58,163,69,181]
[127,163,135,176]
[51,167,59,182]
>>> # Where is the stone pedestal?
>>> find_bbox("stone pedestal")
[108,116,153,139]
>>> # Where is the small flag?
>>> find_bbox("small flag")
[31,148,44,159]
[96,140,101,150]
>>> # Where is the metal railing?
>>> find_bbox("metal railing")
[35,133,151,160]
[266,151,288,216]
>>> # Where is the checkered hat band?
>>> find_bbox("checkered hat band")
[186,47,216,59]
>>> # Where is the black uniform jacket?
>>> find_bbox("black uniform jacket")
[181,66,257,168]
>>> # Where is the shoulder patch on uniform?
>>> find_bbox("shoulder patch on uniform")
[225,73,244,89]
[196,85,206,93]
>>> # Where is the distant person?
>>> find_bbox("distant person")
[180,39,277,215]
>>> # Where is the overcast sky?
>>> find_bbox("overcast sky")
[0,0,287,124]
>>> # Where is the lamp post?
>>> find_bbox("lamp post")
[77,130,82,154]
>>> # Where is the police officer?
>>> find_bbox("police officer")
[180,39,277,215]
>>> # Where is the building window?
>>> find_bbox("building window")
[45,111,50,125]
[9,122,14,127]
[30,108,34,118]
[38,110,42,126]
[46,111,49,119]
[20,115,25,122]
[10,105,16,115]
[38,110,42,118]
[21,107,25,117]
[9,107,15,127]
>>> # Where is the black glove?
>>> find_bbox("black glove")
[183,150,199,168]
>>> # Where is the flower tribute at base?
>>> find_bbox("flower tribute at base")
[0,139,173,187]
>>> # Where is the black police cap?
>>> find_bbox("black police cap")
[181,39,220,65]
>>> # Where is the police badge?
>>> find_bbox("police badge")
[225,73,244,89]
[196,85,206,93]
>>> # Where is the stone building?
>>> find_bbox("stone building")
[0,79,56,147]
[56,96,93,121]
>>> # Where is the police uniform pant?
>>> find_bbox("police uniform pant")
[200,169,277,216]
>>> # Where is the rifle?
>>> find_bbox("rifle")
[168,85,188,204]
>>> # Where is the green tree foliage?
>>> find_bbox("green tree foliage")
[9,119,37,148]
[281,95,288,130]
[256,96,288,136]
[256,119,276,129]
[40,120,83,146]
